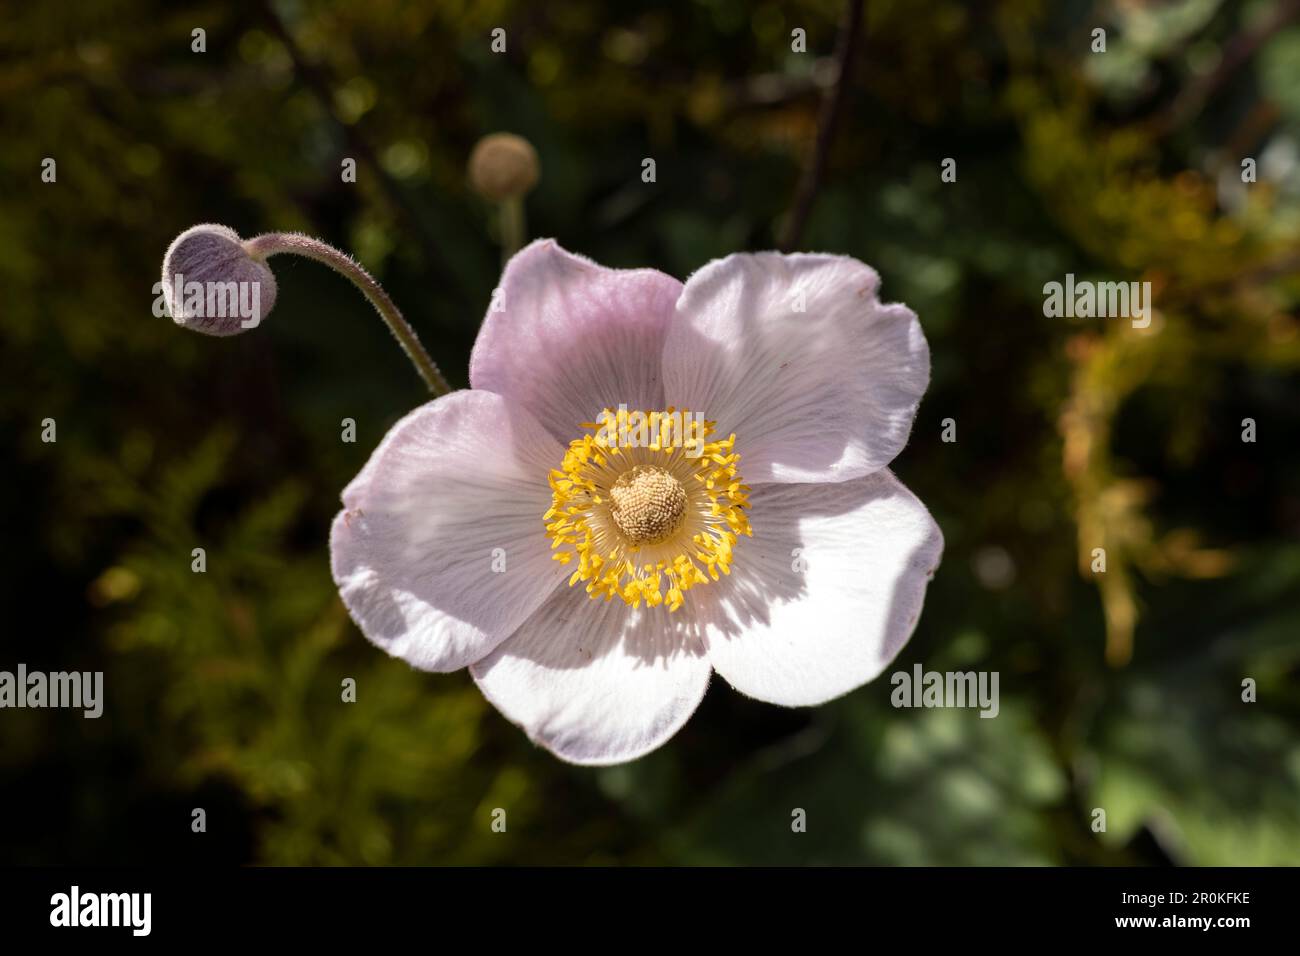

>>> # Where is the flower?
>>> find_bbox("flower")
[330,240,943,765]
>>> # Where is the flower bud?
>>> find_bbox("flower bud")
[467,133,540,202]
[161,224,277,336]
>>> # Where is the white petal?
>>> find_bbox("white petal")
[664,253,930,484]
[331,390,567,672]
[470,584,713,765]
[699,470,943,706]
[469,239,683,443]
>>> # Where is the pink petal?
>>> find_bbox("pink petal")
[470,584,713,765]
[331,390,567,672]
[698,470,943,706]
[663,253,930,484]
[469,239,683,443]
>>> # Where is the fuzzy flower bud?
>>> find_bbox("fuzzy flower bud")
[467,133,540,202]
[161,224,277,336]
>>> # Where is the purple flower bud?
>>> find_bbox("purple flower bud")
[161,224,277,336]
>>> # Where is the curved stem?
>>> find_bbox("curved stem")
[242,232,451,396]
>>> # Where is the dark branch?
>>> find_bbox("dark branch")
[257,1,455,290]
[1147,0,1300,137]
[779,0,865,252]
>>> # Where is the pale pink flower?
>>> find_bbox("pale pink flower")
[331,240,943,765]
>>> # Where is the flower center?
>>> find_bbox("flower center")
[609,466,687,545]
[544,407,752,611]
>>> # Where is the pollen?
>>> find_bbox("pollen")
[543,407,752,612]
[609,466,687,545]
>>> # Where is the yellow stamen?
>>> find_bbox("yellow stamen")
[544,407,752,611]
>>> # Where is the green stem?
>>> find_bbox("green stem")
[499,196,525,265]
[242,232,451,396]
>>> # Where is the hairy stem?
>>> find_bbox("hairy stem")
[242,232,451,396]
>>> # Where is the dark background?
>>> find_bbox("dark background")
[1,0,1298,864]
